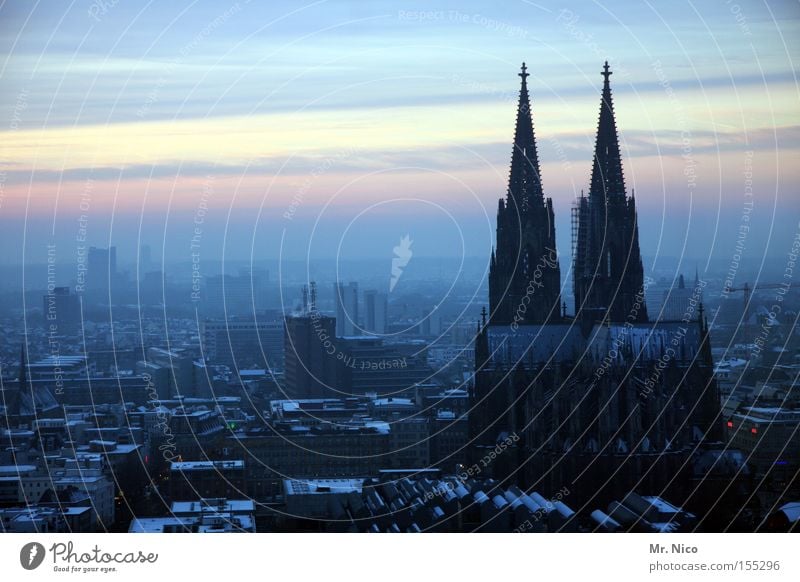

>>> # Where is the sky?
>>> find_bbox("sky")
[0,0,798,278]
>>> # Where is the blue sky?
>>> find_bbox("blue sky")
[0,0,798,274]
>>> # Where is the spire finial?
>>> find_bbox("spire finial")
[602,61,612,82]
[519,62,529,83]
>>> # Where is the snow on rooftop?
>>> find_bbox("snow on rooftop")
[170,460,244,471]
[284,478,364,496]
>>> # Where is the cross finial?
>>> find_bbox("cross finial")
[602,60,612,82]
[519,62,529,82]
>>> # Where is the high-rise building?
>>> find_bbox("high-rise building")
[284,283,338,399]
[472,63,721,508]
[139,244,152,276]
[140,271,164,306]
[86,246,117,295]
[363,289,387,334]
[334,281,359,336]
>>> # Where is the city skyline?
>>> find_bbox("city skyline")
[0,0,799,550]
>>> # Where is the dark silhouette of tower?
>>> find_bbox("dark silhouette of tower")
[489,63,562,326]
[573,61,648,324]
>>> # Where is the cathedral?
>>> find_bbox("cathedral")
[472,62,722,508]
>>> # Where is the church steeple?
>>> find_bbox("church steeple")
[589,61,626,204]
[506,62,545,213]
[489,63,562,326]
[573,62,648,324]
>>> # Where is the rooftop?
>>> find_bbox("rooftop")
[170,460,245,472]
[284,478,364,496]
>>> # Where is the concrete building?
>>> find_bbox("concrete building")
[169,460,246,501]
[284,310,338,399]
[363,290,387,334]
[335,281,359,336]
[727,406,800,480]
[335,336,430,396]
[202,317,284,371]
[130,498,255,533]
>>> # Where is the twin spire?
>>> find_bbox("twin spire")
[507,60,625,212]
[589,60,626,203]
[506,61,544,213]
[491,61,647,325]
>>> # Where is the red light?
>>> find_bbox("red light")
[145,455,149,463]
[751,428,758,434]
[726,421,733,428]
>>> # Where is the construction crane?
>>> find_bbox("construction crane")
[723,281,797,326]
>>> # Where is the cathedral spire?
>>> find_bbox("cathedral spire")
[507,62,544,213]
[589,61,626,203]
[573,62,647,324]
[489,63,562,326]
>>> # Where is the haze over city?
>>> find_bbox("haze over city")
[1,0,797,271]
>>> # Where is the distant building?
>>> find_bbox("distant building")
[219,420,392,497]
[166,408,226,461]
[363,290,387,334]
[138,244,152,275]
[429,410,469,470]
[202,317,284,371]
[139,270,165,305]
[727,406,800,479]
[86,246,117,295]
[135,347,195,399]
[284,300,338,399]
[0,457,115,528]
[169,460,246,501]
[335,336,430,396]
[660,273,702,320]
[204,274,258,317]
[42,286,80,332]
[335,281,359,336]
